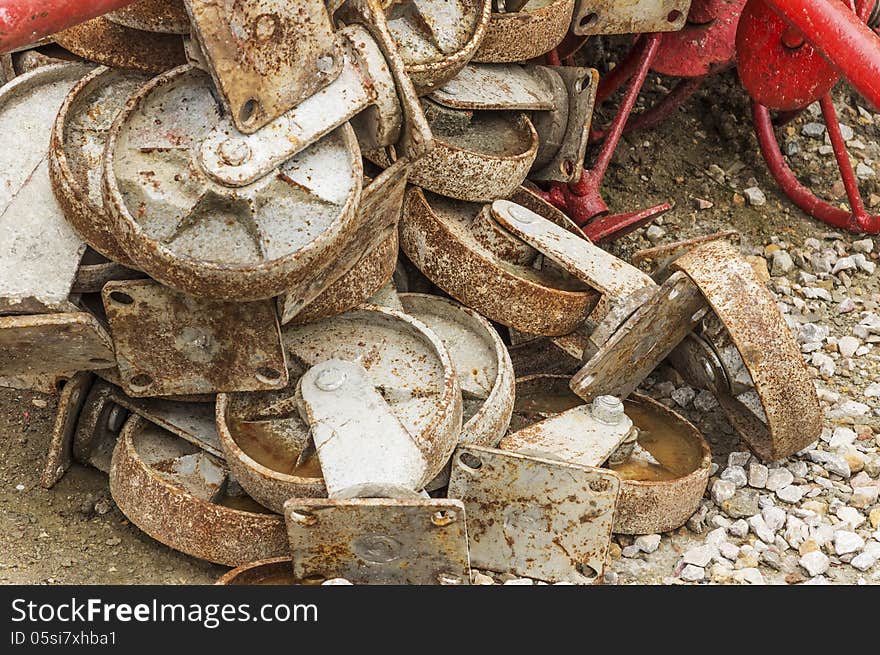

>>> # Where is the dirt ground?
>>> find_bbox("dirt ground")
[2,63,878,585]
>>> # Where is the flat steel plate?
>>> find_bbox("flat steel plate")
[0,313,115,378]
[102,280,287,397]
[448,445,620,583]
[572,0,690,36]
[185,0,342,132]
[110,393,221,457]
[284,497,471,585]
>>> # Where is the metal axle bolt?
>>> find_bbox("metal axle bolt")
[591,395,625,425]
[218,138,251,166]
[507,204,537,224]
[315,366,347,391]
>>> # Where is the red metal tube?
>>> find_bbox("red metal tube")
[763,0,880,108]
[0,0,137,53]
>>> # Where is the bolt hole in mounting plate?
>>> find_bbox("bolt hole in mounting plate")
[109,415,288,566]
[399,187,599,335]
[571,0,691,36]
[101,279,288,397]
[383,0,493,94]
[101,65,363,301]
[283,497,471,585]
[474,0,576,63]
[216,306,462,513]
[448,444,620,583]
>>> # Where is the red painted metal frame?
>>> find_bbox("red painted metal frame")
[0,0,137,53]
[762,0,880,109]
[753,96,880,233]
[536,34,672,242]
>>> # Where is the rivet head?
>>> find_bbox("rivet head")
[218,138,251,166]
[507,203,536,224]
[315,367,347,392]
[591,395,624,424]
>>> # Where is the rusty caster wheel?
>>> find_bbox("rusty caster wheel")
[101,64,364,301]
[109,414,289,566]
[53,16,187,74]
[571,240,822,461]
[50,66,151,265]
[400,187,601,335]
[473,0,576,63]
[382,0,492,94]
[217,306,463,513]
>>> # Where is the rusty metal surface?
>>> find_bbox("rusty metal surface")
[102,65,363,301]
[298,359,429,498]
[215,556,294,585]
[290,230,399,325]
[50,66,150,265]
[196,35,377,188]
[506,333,584,377]
[110,392,220,457]
[184,0,341,133]
[430,63,556,110]
[408,107,538,201]
[280,162,408,325]
[72,259,144,294]
[631,230,740,274]
[342,23,403,151]
[474,0,575,63]
[529,66,598,184]
[102,279,287,397]
[491,199,654,300]
[571,0,691,36]
[12,45,84,76]
[284,497,471,584]
[39,371,93,488]
[570,272,707,402]
[0,64,92,315]
[672,240,822,460]
[337,0,435,162]
[110,415,288,566]
[613,394,711,534]
[498,401,631,466]
[399,293,514,448]
[384,0,492,94]
[72,379,128,474]
[54,16,187,74]
[448,445,619,583]
[106,0,190,34]
[217,306,462,513]
[0,313,115,378]
[400,188,598,335]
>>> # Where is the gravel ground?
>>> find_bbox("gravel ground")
[1,69,879,585]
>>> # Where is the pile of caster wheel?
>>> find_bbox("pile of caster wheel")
[0,0,821,585]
